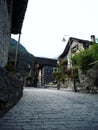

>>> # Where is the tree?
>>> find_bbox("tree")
[53,59,68,83]
[72,44,96,73]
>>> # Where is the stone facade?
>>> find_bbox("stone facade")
[67,41,84,68]
[0,67,23,117]
[0,0,11,67]
[0,0,28,118]
[78,69,98,93]
[42,66,55,86]
[37,66,56,87]
[62,68,98,93]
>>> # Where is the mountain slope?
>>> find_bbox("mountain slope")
[8,38,35,74]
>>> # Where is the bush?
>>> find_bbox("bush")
[72,43,98,73]
[5,61,16,73]
[53,59,67,82]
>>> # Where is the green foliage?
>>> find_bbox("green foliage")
[66,68,72,78]
[89,43,98,61]
[53,71,63,82]
[24,75,32,81]
[72,43,98,73]
[5,61,16,73]
[73,66,79,81]
[53,59,67,82]
[53,59,79,83]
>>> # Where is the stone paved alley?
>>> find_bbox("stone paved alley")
[0,87,98,130]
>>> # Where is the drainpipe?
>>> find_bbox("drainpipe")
[14,33,21,71]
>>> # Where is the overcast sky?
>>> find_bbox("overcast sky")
[12,0,98,59]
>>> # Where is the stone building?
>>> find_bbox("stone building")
[59,37,92,68]
[0,0,28,117]
[58,37,98,93]
[0,0,11,67]
[35,57,57,87]
[0,0,28,67]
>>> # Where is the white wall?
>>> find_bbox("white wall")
[67,41,84,68]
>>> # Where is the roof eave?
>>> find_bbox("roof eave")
[11,0,28,34]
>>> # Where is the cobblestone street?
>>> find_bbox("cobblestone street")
[0,87,98,130]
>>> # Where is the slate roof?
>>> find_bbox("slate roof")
[59,37,92,58]
[10,0,28,34]
[35,57,57,67]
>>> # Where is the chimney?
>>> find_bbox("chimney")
[90,35,96,42]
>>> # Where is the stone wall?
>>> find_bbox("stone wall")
[0,0,11,67]
[0,67,23,117]
[78,69,98,93]
[61,68,98,93]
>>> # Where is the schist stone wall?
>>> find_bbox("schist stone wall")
[0,0,10,67]
[0,1,24,117]
[0,67,23,117]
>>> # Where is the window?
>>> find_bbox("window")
[71,44,78,53]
